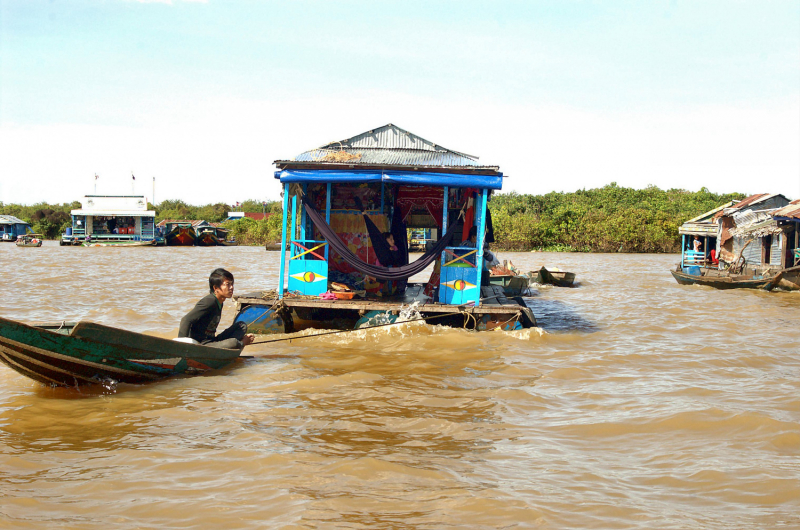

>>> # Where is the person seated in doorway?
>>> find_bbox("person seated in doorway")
[179,268,254,349]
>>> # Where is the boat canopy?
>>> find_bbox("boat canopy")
[274,169,503,190]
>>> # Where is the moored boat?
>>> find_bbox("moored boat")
[0,316,243,387]
[83,240,156,247]
[670,266,774,290]
[532,267,576,287]
[196,228,221,246]
[164,224,198,246]
[15,233,43,247]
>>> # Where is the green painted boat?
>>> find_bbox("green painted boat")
[0,316,243,388]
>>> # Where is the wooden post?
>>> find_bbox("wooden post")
[325,183,332,261]
[442,186,448,235]
[475,189,488,307]
[290,194,297,250]
[300,184,307,241]
[278,183,289,299]
[681,235,685,268]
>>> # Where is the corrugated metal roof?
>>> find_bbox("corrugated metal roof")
[729,193,775,210]
[773,199,800,220]
[0,215,30,225]
[156,219,208,228]
[293,148,493,168]
[278,123,499,170]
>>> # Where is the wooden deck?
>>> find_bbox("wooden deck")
[235,284,526,317]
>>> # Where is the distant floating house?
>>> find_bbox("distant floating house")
[61,195,162,246]
[673,193,799,290]
[0,215,33,242]
[716,193,791,265]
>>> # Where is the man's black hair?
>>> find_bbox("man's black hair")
[468,226,478,239]
[209,268,234,293]
[382,232,393,241]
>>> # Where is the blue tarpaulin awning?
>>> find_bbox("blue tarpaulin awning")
[274,169,503,190]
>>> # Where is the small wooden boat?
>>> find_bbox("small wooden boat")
[83,240,156,247]
[196,228,220,246]
[15,234,43,247]
[489,274,532,296]
[763,264,800,291]
[165,225,198,246]
[532,267,576,287]
[670,266,774,290]
[0,316,243,387]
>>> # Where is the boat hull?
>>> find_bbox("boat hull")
[0,317,242,387]
[196,232,220,246]
[165,226,197,246]
[489,275,532,296]
[670,268,773,290]
[533,267,576,287]
[82,240,156,247]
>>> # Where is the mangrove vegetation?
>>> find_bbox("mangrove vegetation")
[2,184,745,252]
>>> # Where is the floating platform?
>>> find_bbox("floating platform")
[234,284,537,334]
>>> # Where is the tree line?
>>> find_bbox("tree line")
[2,184,744,252]
[489,184,744,252]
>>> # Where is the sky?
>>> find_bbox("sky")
[1,0,798,206]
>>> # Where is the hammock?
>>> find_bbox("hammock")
[302,197,459,281]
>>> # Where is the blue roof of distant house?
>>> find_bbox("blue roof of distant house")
[0,215,30,225]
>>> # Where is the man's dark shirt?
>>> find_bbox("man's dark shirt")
[178,293,222,343]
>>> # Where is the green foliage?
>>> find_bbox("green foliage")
[489,185,746,253]
[153,198,281,223]
[0,202,76,239]
[2,187,743,250]
[223,214,283,245]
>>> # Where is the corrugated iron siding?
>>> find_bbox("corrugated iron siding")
[771,234,782,264]
[294,148,492,168]
[733,234,784,266]
[734,236,763,265]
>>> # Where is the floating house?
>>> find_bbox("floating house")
[0,215,33,242]
[717,193,791,267]
[61,195,163,246]
[672,193,799,290]
[234,123,536,333]
[677,200,737,266]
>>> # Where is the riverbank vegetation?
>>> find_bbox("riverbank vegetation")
[2,185,744,251]
[489,184,744,252]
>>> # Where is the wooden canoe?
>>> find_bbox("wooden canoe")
[533,267,576,287]
[0,316,242,387]
[670,268,773,290]
[15,234,43,247]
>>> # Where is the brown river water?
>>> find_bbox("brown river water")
[1,242,798,529]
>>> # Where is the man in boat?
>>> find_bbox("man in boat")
[179,268,254,349]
